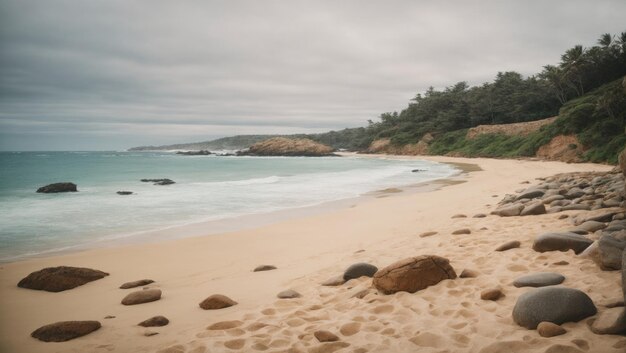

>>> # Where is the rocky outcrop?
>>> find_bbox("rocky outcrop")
[512,287,597,329]
[467,116,557,139]
[18,266,109,292]
[176,150,212,155]
[141,178,175,185]
[36,182,77,193]
[121,289,162,305]
[31,321,101,342]
[366,135,432,156]
[241,137,335,157]
[343,263,378,281]
[372,255,456,294]
[536,135,584,162]
[199,294,237,310]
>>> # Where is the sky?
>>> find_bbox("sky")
[1,1,625,151]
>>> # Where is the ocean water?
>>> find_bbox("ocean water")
[0,152,458,261]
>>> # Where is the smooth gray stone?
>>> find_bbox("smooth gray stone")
[513,272,565,288]
[532,232,593,254]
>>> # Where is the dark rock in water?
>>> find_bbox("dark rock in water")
[116,191,133,195]
[253,265,277,272]
[138,316,169,327]
[36,182,77,193]
[18,266,109,292]
[120,279,154,289]
[343,262,378,281]
[495,240,521,252]
[372,255,456,294]
[512,286,597,329]
[31,321,101,342]
[411,169,426,173]
[176,150,212,156]
[532,232,593,254]
[141,178,175,185]
[598,234,626,270]
[513,272,565,288]
[199,294,237,310]
[121,289,162,305]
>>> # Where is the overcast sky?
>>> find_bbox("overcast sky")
[1,0,625,150]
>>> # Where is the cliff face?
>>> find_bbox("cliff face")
[244,137,335,157]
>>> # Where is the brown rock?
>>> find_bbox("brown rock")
[199,294,237,310]
[18,266,109,292]
[121,289,162,305]
[253,265,277,272]
[419,231,438,238]
[480,288,503,301]
[245,137,334,157]
[31,321,101,342]
[590,307,626,335]
[144,331,159,337]
[314,330,339,342]
[521,202,547,216]
[120,279,154,289]
[207,320,244,330]
[138,316,169,327]
[451,214,467,218]
[373,255,456,294]
[277,289,301,299]
[495,240,521,252]
[459,269,479,278]
[537,321,566,337]
[452,228,471,235]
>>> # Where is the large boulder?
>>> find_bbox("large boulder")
[532,232,593,254]
[36,182,77,193]
[121,289,162,305]
[31,321,101,342]
[242,137,335,157]
[512,272,565,288]
[343,263,378,281]
[372,255,456,294]
[597,234,626,270]
[18,266,109,292]
[512,287,597,329]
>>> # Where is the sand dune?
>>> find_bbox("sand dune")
[0,155,624,353]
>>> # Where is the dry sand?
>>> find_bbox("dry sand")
[1,155,625,353]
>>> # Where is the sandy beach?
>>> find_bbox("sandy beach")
[1,155,624,353]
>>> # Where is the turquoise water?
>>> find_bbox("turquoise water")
[0,152,457,261]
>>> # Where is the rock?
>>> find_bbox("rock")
[577,220,607,233]
[314,330,340,342]
[532,232,593,254]
[543,195,565,204]
[451,214,467,218]
[104,315,115,319]
[419,231,438,238]
[521,202,546,216]
[138,316,169,327]
[491,204,524,217]
[598,234,626,270]
[591,307,626,335]
[277,289,301,299]
[36,182,78,193]
[473,213,487,218]
[141,178,175,185]
[372,255,456,294]
[343,263,378,281]
[321,275,346,286]
[121,289,162,305]
[175,150,212,155]
[31,321,101,342]
[537,322,566,337]
[512,287,597,329]
[578,210,621,224]
[253,265,277,272]
[562,204,591,211]
[565,188,585,199]
[243,137,335,157]
[517,189,545,200]
[144,331,159,337]
[452,228,471,235]
[513,272,565,288]
[116,191,133,195]
[459,269,479,278]
[553,260,569,265]
[120,279,154,289]
[481,288,503,301]
[18,266,109,292]
[495,240,521,252]
[199,294,237,310]
[207,320,244,330]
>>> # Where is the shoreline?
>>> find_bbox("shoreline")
[0,154,465,264]
[0,155,621,353]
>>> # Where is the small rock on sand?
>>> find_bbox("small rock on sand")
[451,214,467,218]
[513,272,565,288]
[452,228,471,235]
[18,266,109,292]
[537,322,566,337]
[495,240,521,252]
[122,289,162,305]
[253,265,277,272]
[138,316,169,327]
[419,231,438,238]
[480,288,503,301]
[314,330,339,342]
[460,269,479,278]
[373,255,456,294]
[343,263,378,281]
[144,331,159,337]
[31,321,101,342]
[120,279,154,289]
[473,213,487,218]
[277,289,301,299]
[199,294,237,310]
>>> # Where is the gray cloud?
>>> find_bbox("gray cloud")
[1,0,625,150]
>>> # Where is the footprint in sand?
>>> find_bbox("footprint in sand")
[371,304,395,314]
[409,332,445,348]
[340,322,362,336]
[223,339,246,350]
[506,263,528,272]
[261,308,276,315]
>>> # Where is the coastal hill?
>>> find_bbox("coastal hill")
[130,31,626,164]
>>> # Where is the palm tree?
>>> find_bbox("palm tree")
[598,33,613,47]
[560,45,587,96]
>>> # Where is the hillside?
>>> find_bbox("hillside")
[129,135,280,151]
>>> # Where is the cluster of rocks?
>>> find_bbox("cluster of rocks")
[36,177,177,196]
[140,178,175,186]
[175,150,212,156]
